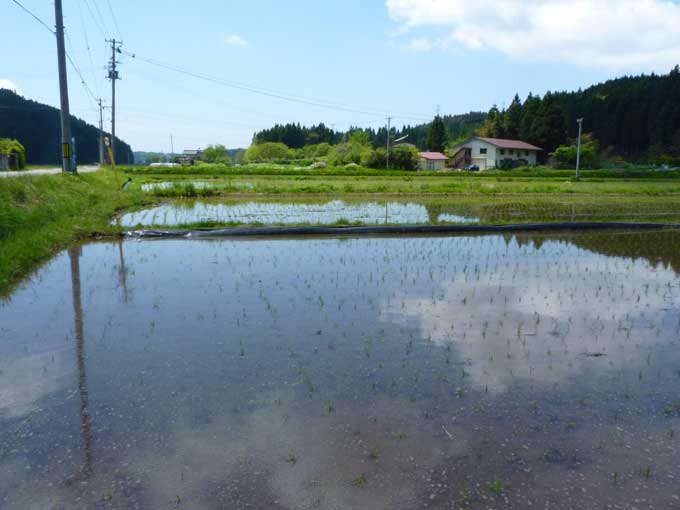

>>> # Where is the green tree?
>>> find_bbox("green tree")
[549,133,600,168]
[390,145,419,170]
[504,95,523,139]
[520,94,541,141]
[243,142,293,163]
[529,93,567,153]
[426,115,448,152]
[362,148,387,169]
[202,144,230,164]
[478,105,505,138]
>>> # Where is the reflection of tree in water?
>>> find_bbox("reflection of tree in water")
[68,246,93,477]
[502,230,680,274]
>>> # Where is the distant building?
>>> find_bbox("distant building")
[179,149,203,165]
[449,137,542,170]
[418,151,448,171]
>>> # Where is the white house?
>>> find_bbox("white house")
[449,137,542,170]
[418,151,448,171]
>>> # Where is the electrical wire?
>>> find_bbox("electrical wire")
[76,0,103,96]
[122,50,433,122]
[105,0,123,39]
[10,0,54,34]
[81,0,108,38]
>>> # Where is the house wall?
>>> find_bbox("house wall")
[451,138,539,169]
[451,139,496,169]
[495,147,537,166]
[419,158,447,171]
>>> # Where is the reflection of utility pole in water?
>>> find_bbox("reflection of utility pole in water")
[117,240,130,303]
[69,246,93,477]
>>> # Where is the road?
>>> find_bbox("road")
[0,165,100,178]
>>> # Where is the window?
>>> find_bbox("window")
[480,148,487,155]
[500,149,505,155]
[525,151,530,156]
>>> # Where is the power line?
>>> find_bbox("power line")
[89,0,112,36]
[105,0,122,39]
[122,50,433,121]
[76,0,103,96]
[80,0,107,37]
[10,0,54,34]
[64,30,98,105]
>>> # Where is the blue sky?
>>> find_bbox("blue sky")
[4,0,680,152]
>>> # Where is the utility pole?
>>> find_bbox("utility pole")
[107,39,122,162]
[576,118,584,181]
[386,116,392,169]
[97,99,105,166]
[170,134,174,163]
[54,0,74,173]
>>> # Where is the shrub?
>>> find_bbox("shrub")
[550,133,600,169]
[0,139,26,169]
[390,145,419,171]
[243,142,294,163]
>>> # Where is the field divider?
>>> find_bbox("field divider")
[123,222,680,239]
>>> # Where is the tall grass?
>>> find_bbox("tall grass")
[0,171,150,294]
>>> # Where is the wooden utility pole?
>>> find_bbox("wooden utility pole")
[107,39,122,161]
[54,0,74,173]
[98,99,105,165]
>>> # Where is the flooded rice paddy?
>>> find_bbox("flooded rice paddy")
[119,199,480,227]
[118,196,680,228]
[2,230,680,509]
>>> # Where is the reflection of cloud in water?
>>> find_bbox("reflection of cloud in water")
[0,349,71,418]
[130,393,468,510]
[384,241,680,392]
[119,201,431,227]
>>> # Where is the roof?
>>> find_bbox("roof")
[475,137,543,151]
[419,151,448,160]
[182,149,202,156]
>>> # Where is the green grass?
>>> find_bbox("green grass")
[134,173,680,196]
[0,170,151,294]
[122,163,680,180]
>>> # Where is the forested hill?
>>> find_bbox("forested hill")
[252,112,486,150]
[475,67,680,160]
[0,89,133,165]
[553,67,680,159]
[253,68,680,162]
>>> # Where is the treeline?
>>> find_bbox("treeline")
[251,67,680,164]
[480,66,680,162]
[0,89,134,164]
[252,112,486,151]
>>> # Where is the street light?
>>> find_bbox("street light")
[576,118,584,181]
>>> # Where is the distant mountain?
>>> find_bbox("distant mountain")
[0,89,133,165]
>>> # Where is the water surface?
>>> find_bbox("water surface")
[118,196,680,227]
[2,231,680,509]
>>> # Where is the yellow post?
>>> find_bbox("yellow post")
[104,137,121,190]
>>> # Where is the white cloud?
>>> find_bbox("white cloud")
[386,0,680,71]
[223,33,249,47]
[0,79,19,93]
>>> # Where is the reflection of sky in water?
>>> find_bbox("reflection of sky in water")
[436,213,480,224]
[1,233,680,509]
[119,200,437,226]
[141,181,255,192]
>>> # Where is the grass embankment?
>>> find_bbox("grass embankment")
[123,163,680,180]
[0,171,150,294]
[138,174,680,196]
